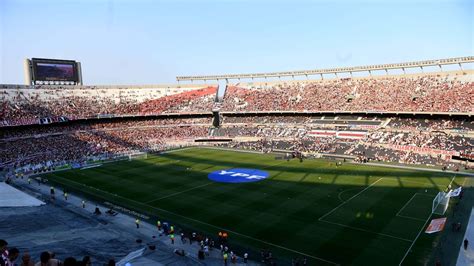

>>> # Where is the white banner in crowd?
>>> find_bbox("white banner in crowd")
[307,130,367,139]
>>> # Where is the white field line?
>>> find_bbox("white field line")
[145,154,287,204]
[319,177,418,243]
[51,174,339,265]
[396,215,426,222]
[396,192,435,222]
[398,176,457,265]
[144,182,214,204]
[396,193,420,217]
[318,219,413,242]
[396,192,436,221]
[398,212,432,265]
[449,175,457,187]
[318,178,383,221]
[337,188,362,203]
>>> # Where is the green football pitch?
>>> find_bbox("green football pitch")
[45,147,464,265]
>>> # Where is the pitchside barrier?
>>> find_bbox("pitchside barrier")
[128,152,148,161]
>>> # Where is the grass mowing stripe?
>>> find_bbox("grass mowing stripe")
[45,148,465,264]
[144,182,214,203]
[49,171,339,265]
[382,177,432,187]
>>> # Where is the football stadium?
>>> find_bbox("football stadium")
[1,1,473,266]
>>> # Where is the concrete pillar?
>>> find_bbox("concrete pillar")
[23,59,32,85]
[76,62,83,85]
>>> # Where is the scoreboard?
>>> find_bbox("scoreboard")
[24,58,82,85]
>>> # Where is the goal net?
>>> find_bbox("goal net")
[128,152,148,161]
[432,191,450,215]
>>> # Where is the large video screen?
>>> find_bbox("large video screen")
[32,58,78,82]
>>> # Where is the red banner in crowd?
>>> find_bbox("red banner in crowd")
[336,131,367,139]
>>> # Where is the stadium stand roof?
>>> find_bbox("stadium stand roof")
[176,56,474,81]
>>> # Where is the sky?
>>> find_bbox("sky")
[0,0,472,85]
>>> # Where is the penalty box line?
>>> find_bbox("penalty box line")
[318,219,412,243]
[318,178,383,221]
[398,174,458,265]
[396,193,435,222]
[317,177,414,243]
[52,172,339,265]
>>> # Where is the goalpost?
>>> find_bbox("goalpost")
[128,152,148,161]
[432,191,450,215]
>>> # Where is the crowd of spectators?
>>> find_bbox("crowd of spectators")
[366,131,473,154]
[2,75,472,127]
[1,239,111,266]
[1,118,210,140]
[1,120,209,171]
[222,115,473,133]
[0,86,216,126]
[222,138,353,156]
[388,117,474,131]
[222,115,315,124]
[222,137,465,168]
[139,86,216,114]
[222,76,473,113]
[2,112,472,172]
[213,114,472,167]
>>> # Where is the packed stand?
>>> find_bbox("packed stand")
[222,76,473,113]
[2,114,472,171]
[365,131,473,154]
[1,117,210,140]
[0,85,217,126]
[388,117,474,131]
[214,115,472,168]
[1,118,210,171]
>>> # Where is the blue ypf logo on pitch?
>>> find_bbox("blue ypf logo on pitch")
[208,168,269,183]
